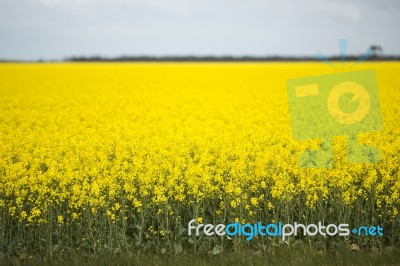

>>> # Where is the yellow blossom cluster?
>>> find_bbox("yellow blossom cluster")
[0,62,398,252]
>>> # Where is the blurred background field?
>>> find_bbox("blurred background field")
[0,62,399,263]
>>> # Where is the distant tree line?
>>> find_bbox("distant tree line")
[64,54,399,62]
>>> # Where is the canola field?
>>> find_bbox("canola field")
[0,62,399,256]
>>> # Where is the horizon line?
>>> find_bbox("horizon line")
[1,54,399,63]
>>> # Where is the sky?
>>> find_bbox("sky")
[0,0,399,60]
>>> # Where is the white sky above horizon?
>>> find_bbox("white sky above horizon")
[0,0,399,60]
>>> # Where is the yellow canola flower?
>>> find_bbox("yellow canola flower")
[0,62,398,230]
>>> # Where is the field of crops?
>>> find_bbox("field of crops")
[0,62,399,259]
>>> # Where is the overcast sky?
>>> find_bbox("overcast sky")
[0,0,399,60]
